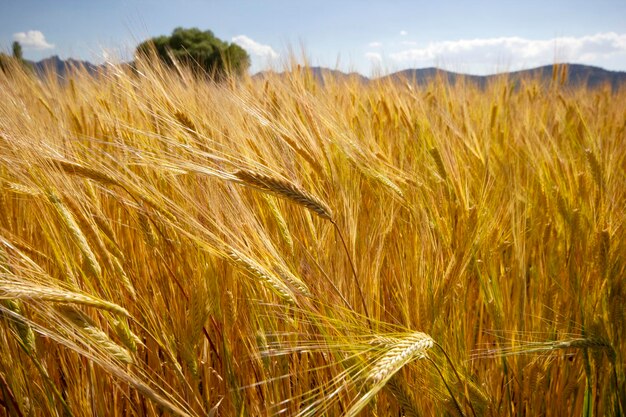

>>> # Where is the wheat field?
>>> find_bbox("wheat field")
[0,56,624,416]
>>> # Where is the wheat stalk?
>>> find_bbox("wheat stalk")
[386,376,421,417]
[59,306,133,364]
[1,299,37,354]
[2,181,41,196]
[48,193,102,278]
[585,148,604,190]
[0,280,129,317]
[47,158,119,186]
[342,332,434,417]
[262,194,294,253]
[234,169,332,220]
[531,338,614,362]
[228,250,296,304]
[368,332,434,384]
[233,169,370,318]
[174,110,198,134]
[273,265,312,298]
[112,318,141,353]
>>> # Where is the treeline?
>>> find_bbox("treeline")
[0,41,33,71]
[2,27,250,79]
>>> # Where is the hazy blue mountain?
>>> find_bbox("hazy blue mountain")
[26,55,100,77]
[254,66,369,85]
[21,56,626,90]
[378,67,487,86]
[506,64,626,90]
[377,64,626,90]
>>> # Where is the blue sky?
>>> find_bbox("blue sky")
[1,0,625,76]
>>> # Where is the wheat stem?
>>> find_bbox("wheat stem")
[331,220,370,325]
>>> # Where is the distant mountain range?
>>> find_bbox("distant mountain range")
[24,55,626,90]
[27,55,100,76]
[380,64,626,90]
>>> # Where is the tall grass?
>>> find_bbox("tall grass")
[0,56,624,416]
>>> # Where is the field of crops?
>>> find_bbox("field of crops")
[0,57,624,416]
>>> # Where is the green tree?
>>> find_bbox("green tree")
[0,53,10,72]
[1,41,30,73]
[136,27,250,78]
[12,41,23,61]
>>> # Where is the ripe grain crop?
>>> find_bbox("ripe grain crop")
[0,56,624,416]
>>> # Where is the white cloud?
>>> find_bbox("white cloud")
[400,30,408,36]
[13,30,54,50]
[365,52,382,64]
[390,32,626,68]
[369,41,382,48]
[232,35,278,59]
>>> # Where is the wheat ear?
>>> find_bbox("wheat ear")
[47,158,119,186]
[112,318,141,353]
[228,251,296,304]
[234,169,332,220]
[58,306,133,364]
[368,332,434,383]
[48,193,102,278]
[262,194,294,253]
[484,337,616,362]
[273,265,312,298]
[1,299,37,354]
[0,280,129,317]
[344,332,433,417]
[235,169,371,320]
[386,376,421,417]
